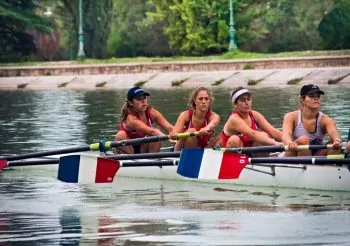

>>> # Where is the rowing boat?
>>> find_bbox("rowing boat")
[7,152,350,192]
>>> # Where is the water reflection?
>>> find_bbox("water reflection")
[1,88,350,245]
[59,208,81,246]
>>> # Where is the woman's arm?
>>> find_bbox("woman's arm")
[282,112,296,145]
[205,112,220,132]
[228,115,279,145]
[125,114,163,136]
[322,115,342,146]
[253,111,282,141]
[151,108,174,133]
[173,111,188,134]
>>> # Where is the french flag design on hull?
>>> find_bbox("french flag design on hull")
[177,148,248,179]
[58,155,120,183]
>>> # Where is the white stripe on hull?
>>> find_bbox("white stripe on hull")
[115,162,350,192]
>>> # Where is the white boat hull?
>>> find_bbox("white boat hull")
[6,157,350,191]
[115,161,350,191]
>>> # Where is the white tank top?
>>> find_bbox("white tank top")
[292,110,325,144]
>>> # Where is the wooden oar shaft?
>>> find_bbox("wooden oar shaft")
[8,159,59,166]
[121,160,178,167]
[8,159,178,167]
[106,152,180,160]
[1,132,197,163]
[2,146,91,161]
[222,144,339,154]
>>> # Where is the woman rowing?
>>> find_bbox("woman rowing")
[212,87,282,153]
[114,86,174,154]
[282,84,342,156]
[173,87,220,151]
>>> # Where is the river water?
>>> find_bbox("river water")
[0,87,350,245]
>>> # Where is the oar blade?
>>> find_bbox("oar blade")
[57,155,120,184]
[0,160,8,172]
[177,148,249,179]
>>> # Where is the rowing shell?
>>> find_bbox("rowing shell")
[8,153,350,192]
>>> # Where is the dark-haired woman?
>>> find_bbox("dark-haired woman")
[212,87,282,150]
[114,86,174,154]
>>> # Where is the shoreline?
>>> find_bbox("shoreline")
[1,56,350,90]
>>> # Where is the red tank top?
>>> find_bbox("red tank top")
[119,110,154,139]
[184,109,213,148]
[221,111,258,147]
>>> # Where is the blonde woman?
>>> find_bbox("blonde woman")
[173,87,220,151]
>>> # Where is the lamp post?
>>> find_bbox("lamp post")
[76,0,86,60]
[228,0,237,50]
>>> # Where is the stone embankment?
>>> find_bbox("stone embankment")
[1,56,350,90]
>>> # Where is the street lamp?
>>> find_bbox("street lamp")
[76,0,86,60]
[228,0,238,50]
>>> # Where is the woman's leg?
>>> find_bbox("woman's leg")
[114,131,135,154]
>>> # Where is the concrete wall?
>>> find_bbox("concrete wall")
[1,56,350,90]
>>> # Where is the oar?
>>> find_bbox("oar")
[177,148,350,180]
[218,144,345,154]
[6,152,180,167]
[0,132,198,171]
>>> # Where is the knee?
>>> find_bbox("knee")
[227,135,242,148]
[115,131,128,141]
[296,135,310,145]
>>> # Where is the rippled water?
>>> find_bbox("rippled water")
[1,87,350,245]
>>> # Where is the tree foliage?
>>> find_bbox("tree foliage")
[0,0,51,62]
[1,0,350,61]
[106,0,171,57]
[318,7,350,49]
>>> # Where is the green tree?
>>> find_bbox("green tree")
[0,0,51,62]
[107,0,171,57]
[148,0,231,55]
[318,6,350,49]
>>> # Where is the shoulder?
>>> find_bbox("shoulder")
[320,112,334,124]
[179,110,190,120]
[228,113,241,122]
[284,110,298,120]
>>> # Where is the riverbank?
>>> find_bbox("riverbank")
[1,56,350,89]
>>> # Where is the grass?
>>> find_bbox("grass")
[57,82,70,88]
[134,80,147,87]
[287,77,304,85]
[134,73,158,87]
[328,73,350,84]
[247,78,264,86]
[17,83,28,89]
[242,63,255,70]
[171,77,189,87]
[95,81,108,87]
[212,78,226,86]
[2,50,350,67]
